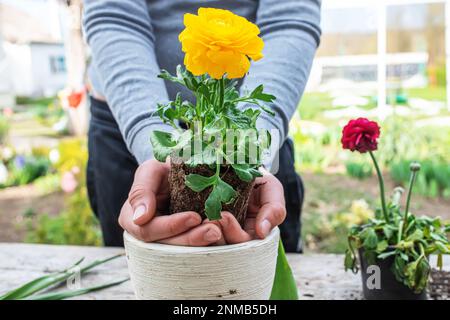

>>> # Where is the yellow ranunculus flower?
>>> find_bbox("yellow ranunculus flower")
[179,8,264,79]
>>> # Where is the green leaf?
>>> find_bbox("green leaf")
[435,241,450,254]
[430,232,448,243]
[185,174,217,192]
[0,257,84,300]
[231,164,262,182]
[158,69,184,85]
[205,186,222,220]
[0,254,123,300]
[216,178,236,204]
[361,228,378,249]
[344,249,357,273]
[204,178,236,220]
[270,240,298,300]
[404,257,430,293]
[149,131,176,162]
[382,225,395,239]
[196,84,211,103]
[26,278,129,300]
[399,251,409,261]
[250,85,276,103]
[184,141,217,166]
[377,250,397,260]
[406,229,424,242]
[376,240,389,253]
[437,253,443,269]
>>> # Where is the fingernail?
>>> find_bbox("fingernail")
[220,212,229,227]
[204,228,220,242]
[260,219,271,237]
[133,205,146,221]
[185,216,199,227]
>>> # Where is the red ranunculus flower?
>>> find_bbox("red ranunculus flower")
[341,118,380,153]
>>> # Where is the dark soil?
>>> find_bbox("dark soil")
[169,159,255,226]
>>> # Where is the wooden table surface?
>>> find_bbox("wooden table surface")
[0,243,447,300]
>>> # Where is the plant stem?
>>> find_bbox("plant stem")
[369,151,389,223]
[403,168,418,237]
[218,77,225,111]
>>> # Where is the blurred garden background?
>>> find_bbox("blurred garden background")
[0,0,449,252]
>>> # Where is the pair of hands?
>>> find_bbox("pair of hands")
[119,160,286,246]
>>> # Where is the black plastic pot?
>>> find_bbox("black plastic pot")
[358,249,427,300]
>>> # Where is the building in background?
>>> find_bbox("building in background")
[306,0,449,110]
[0,0,67,99]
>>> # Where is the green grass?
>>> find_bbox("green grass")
[298,86,447,122]
[404,86,446,102]
[10,118,58,137]
[298,92,334,120]
[16,96,56,106]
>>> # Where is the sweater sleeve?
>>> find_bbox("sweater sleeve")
[240,0,321,166]
[83,0,173,164]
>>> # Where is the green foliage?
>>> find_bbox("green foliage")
[345,170,450,293]
[26,187,101,246]
[152,66,274,220]
[31,103,64,126]
[33,173,60,195]
[0,115,9,145]
[0,254,125,300]
[291,114,450,191]
[26,139,102,246]
[303,199,374,253]
[435,66,446,88]
[0,155,51,188]
[149,130,178,162]
[27,278,129,300]
[16,96,56,106]
[390,160,450,198]
[345,161,373,180]
[290,124,341,172]
[270,240,299,300]
[16,96,64,127]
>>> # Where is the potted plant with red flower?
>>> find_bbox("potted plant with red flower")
[342,118,450,300]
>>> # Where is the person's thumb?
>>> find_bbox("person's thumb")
[128,187,156,225]
[128,160,164,225]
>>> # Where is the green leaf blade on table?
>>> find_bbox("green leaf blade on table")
[1,273,67,300]
[25,278,129,300]
[79,253,124,274]
[0,257,85,300]
[0,254,123,300]
[270,240,298,300]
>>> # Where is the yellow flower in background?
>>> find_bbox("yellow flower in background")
[179,8,264,79]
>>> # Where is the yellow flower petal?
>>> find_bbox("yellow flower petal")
[179,8,264,79]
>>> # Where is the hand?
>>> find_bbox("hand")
[216,169,286,244]
[118,159,222,246]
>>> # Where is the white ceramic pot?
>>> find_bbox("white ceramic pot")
[124,227,280,300]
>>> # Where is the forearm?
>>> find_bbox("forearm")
[83,0,172,163]
[241,0,321,143]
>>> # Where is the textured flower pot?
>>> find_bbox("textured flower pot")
[124,227,280,300]
[359,249,427,300]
